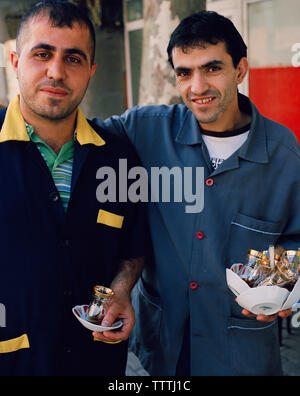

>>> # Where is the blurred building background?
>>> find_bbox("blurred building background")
[0,0,299,142]
[0,0,299,376]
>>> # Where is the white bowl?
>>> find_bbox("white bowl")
[226,268,251,297]
[282,278,300,310]
[227,265,300,315]
[72,305,123,332]
[236,286,290,316]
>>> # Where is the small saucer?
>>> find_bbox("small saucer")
[72,305,123,332]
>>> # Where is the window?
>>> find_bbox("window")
[123,0,144,107]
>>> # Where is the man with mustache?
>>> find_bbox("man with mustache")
[0,1,146,376]
[94,11,300,375]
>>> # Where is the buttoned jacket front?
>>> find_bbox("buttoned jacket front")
[97,94,300,376]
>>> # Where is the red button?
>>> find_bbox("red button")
[206,178,214,187]
[196,232,204,240]
[190,282,198,290]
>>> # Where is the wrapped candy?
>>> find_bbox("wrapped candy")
[227,247,300,316]
[238,249,264,286]
[257,250,300,291]
[235,246,300,291]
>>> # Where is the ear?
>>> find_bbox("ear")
[10,51,19,79]
[90,63,97,79]
[236,57,248,84]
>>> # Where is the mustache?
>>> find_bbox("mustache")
[37,81,72,93]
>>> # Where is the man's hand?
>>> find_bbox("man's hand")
[92,293,135,343]
[92,257,144,343]
[241,307,292,322]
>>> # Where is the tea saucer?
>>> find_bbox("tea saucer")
[72,305,123,332]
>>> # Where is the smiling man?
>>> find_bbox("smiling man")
[94,11,300,376]
[0,1,146,376]
[12,2,97,150]
[172,43,251,130]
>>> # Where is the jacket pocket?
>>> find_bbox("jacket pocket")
[97,209,124,229]
[228,317,281,376]
[227,212,283,267]
[0,333,30,353]
[130,277,162,351]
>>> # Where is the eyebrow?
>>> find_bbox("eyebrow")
[30,43,88,62]
[175,60,225,73]
[200,60,225,69]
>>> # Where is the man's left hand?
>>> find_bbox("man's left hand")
[241,308,292,322]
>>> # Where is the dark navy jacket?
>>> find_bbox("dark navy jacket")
[0,98,146,376]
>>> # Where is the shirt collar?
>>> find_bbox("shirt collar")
[25,121,77,143]
[175,93,269,164]
[237,94,268,164]
[0,95,105,147]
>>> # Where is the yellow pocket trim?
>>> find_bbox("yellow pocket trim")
[0,334,30,353]
[97,210,124,229]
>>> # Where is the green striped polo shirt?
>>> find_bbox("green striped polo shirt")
[26,123,74,211]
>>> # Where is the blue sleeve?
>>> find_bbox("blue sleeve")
[92,108,139,148]
[119,142,149,260]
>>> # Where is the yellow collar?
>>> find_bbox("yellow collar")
[0,95,105,147]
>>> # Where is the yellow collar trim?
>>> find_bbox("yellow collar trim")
[0,96,29,142]
[76,107,105,147]
[0,95,105,147]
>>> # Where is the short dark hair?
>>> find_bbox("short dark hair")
[167,10,247,69]
[16,0,96,65]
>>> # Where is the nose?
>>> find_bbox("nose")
[190,70,209,95]
[46,56,66,81]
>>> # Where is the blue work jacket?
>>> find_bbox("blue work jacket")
[0,97,146,376]
[96,94,300,376]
